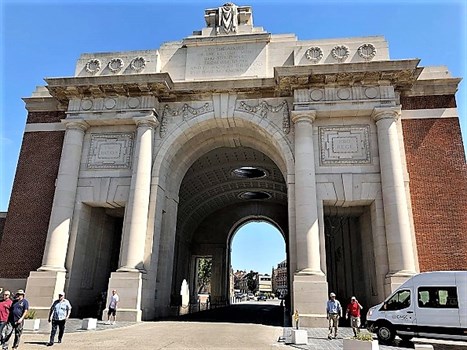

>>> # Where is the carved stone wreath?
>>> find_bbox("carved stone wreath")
[331,45,350,62]
[357,43,377,60]
[130,57,146,72]
[305,47,323,63]
[108,58,124,73]
[85,59,101,74]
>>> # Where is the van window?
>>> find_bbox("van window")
[385,289,411,310]
[418,287,459,308]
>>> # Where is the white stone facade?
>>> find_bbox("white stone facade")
[19,3,462,326]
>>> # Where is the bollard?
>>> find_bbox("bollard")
[81,318,97,330]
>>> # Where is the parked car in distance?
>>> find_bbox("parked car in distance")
[366,271,467,344]
[247,293,254,300]
[257,294,267,301]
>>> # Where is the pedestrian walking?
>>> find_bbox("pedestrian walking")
[47,291,72,346]
[0,290,12,347]
[326,292,342,339]
[2,289,29,350]
[106,290,119,325]
[346,296,363,336]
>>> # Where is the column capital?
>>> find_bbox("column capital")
[134,115,159,129]
[61,119,89,132]
[291,110,317,124]
[371,106,401,123]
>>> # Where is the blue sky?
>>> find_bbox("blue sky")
[231,222,285,274]
[1,1,466,272]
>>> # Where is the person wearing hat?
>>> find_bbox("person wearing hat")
[346,296,363,337]
[326,292,342,339]
[46,292,72,347]
[1,289,29,350]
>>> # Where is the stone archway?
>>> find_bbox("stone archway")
[148,106,294,318]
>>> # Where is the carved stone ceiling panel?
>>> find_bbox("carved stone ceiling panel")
[177,147,286,236]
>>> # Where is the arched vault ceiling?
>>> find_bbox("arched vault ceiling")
[177,146,287,239]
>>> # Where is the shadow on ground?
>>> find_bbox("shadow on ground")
[167,303,285,326]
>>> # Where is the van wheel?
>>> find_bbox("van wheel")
[377,323,395,343]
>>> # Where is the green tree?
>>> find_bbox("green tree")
[197,258,212,294]
[246,270,257,292]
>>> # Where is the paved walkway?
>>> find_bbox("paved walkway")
[12,320,467,350]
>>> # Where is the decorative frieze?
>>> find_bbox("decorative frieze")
[68,96,157,112]
[160,103,213,137]
[236,100,290,134]
[319,125,371,165]
[294,86,395,105]
[82,54,149,76]
[87,133,134,169]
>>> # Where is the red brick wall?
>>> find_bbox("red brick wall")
[0,111,65,278]
[402,117,467,271]
[0,217,6,243]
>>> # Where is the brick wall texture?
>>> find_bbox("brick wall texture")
[0,217,5,243]
[402,115,467,271]
[0,111,65,278]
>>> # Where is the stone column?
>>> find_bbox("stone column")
[118,115,159,272]
[26,119,88,318]
[291,110,322,275]
[372,107,417,286]
[290,110,328,327]
[40,119,88,271]
[106,114,158,322]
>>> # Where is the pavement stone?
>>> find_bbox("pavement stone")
[15,320,467,350]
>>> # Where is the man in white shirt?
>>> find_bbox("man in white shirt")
[326,292,342,339]
[107,290,119,325]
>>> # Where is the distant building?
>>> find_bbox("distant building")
[257,274,272,293]
[273,260,288,297]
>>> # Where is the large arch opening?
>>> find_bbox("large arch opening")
[169,145,288,317]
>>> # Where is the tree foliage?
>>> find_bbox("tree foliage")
[197,257,212,293]
[246,270,257,292]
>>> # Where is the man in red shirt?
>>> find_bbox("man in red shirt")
[346,296,363,337]
[0,290,13,345]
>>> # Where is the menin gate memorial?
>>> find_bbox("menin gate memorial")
[0,3,466,326]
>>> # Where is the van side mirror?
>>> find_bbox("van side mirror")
[383,302,387,310]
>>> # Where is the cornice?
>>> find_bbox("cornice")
[45,73,174,104]
[274,59,423,93]
[41,59,459,106]
[401,77,462,97]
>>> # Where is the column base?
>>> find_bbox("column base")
[25,270,66,318]
[105,271,143,322]
[384,271,416,295]
[293,273,328,327]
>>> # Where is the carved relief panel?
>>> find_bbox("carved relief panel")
[319,125,371,165]
[87,133,134,169]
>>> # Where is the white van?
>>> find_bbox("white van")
[366,271,467,343]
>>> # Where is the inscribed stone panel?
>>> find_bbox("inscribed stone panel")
[319,126,371,165]
[185,43,267,80]
[87,133,134,169]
